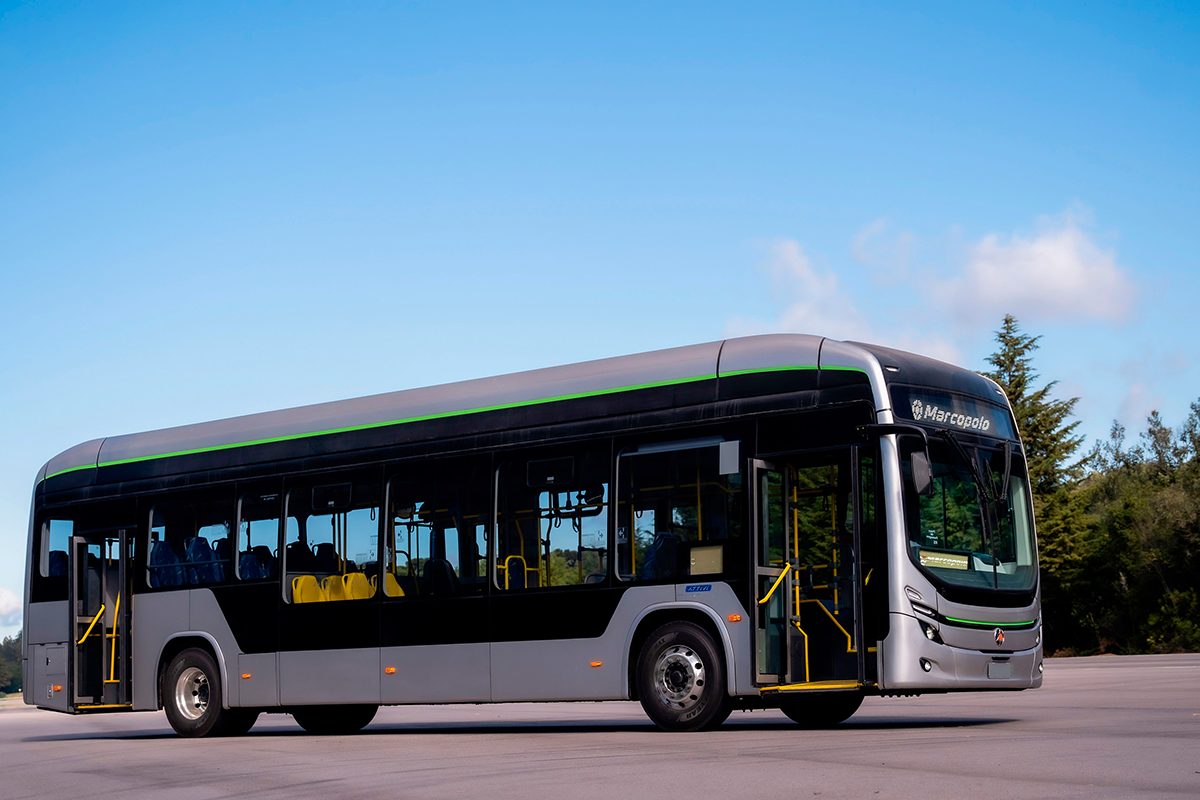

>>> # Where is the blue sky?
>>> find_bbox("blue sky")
[1,2,1197,635]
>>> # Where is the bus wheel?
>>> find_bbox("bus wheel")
[292,704,378,735]
[636,621,731,731]
[779,692,863,727]
[219,709,261,736]
[163,648,238,737]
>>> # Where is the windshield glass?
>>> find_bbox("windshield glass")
[903,439,1037,593]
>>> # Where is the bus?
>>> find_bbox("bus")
[22,334,1042,736]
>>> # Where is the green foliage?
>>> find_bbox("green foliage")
[984,316,1199,655]
[1067,407,1200,653]
[0,632,21,695]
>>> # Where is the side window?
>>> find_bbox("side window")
[30,518,72,602]
[616,442,744,582]
[236,491,281,581]
[496,446,610,590]
[385,457,490,599]
[149,492,233,589]
[285,473,380,603]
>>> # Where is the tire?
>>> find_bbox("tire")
[291,704,378,735]
[779,692,863,728]
[218,708,261,737]
[162,647,249,738]
[635,621,731,732]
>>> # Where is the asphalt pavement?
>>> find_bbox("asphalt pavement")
[1,653,1197,799]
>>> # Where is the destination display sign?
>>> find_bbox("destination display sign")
[919,549,970,571]
[891,386,1017,439]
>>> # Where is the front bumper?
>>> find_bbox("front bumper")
[881,612,1043,691]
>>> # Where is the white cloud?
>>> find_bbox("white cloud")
[852,218,916,281]
[1116,357,1166,432]
[1117,383,1161,431]
[940,213,1135,323]
[728,239,961,363]
[881,333,962,366]
[727,239,871,342]
[0,586,20,628]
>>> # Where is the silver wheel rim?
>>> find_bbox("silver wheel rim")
[652,644,705,711]
[174,666,210,721]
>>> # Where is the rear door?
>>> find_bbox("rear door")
[69,527,132,710]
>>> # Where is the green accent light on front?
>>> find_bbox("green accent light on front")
[42,363,868,482]
[944,616,1038,628]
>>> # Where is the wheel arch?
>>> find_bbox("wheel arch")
[156,632,231,710]
[623,603,737,699]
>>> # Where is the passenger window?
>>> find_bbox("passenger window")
[385,457,490,599]
[616,443,744,582]
[285,475,380,603]
[496,447,610,590]
[149,493,233,588]
[42,519,72,578]
[236,492,281,581]
[30,518,72,602]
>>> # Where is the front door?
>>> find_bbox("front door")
[788,453,863,684]
[69,529,131,709]
[753,450,867,686]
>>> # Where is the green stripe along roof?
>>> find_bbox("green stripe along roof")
[44,362,867,482]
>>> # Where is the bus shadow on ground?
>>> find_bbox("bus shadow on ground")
[23,715,1015,742]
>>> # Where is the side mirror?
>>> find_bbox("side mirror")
[910,451,935,497]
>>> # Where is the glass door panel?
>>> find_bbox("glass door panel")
[752,460,789,683]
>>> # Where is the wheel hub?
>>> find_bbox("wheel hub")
[652,645,705,710]
[174,666,210,721]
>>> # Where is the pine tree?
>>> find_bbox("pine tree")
[983,315,1085,492]
[983,315,1087,652]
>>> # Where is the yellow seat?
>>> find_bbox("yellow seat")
[384,571,404,597]
[343,572,374,600]
[323,574,348,601]
[291,574,325,603]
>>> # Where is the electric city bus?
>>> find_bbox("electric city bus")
[22,334,1042,736]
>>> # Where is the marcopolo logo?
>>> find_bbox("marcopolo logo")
[910,398,992,432]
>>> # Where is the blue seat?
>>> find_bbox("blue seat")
[149,540,184,588]
[239,550,266,580]
[640,531,682,580]
[286,541,317,572]
[252,545,277,577]
[422,558,459,596]
[212,538,232,581]
[184,536,222,585]
[314,542,340,574]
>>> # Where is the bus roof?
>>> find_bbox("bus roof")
[38,333,996,485]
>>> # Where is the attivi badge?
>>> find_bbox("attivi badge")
[685,584,712,593]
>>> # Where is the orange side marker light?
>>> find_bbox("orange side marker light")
[589,660,604,669]
[384,666,397,675]
[727,614,743,623]
[241,673,252,680]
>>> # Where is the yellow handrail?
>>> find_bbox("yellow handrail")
[757,569,789,606]
[77,604,105,646]
[106,593,121,683]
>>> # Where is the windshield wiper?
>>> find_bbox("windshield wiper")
[935,430,995,504]
[999,440,1012,502]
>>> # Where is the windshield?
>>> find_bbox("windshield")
[902,438,1037,594]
